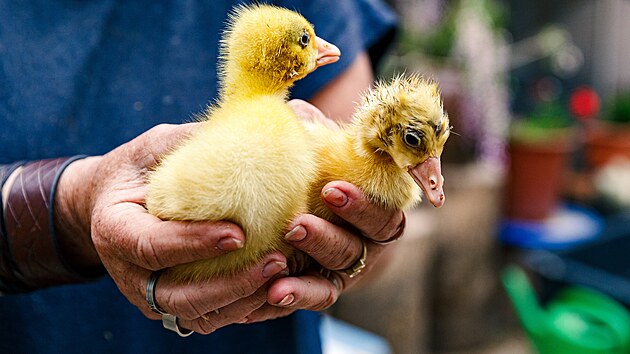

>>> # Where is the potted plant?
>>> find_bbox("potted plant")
[583,90,630,169]
[506,102,577,220]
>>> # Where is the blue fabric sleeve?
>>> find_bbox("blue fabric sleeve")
[0,1,397,353]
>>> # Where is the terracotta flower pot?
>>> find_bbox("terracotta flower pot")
[585,122,630,169]
[506,134,575,221]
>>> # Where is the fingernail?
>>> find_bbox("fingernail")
[285,225,307,242]
[276,293,295,307]
[217,237,243,251]
[263,261,287,278]
[323,188,348,207]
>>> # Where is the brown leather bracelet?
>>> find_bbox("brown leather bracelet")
[1,156,104,292]
[0,161,28,292]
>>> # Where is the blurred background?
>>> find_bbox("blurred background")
[325,0,630,353]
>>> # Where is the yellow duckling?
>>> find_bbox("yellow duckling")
[306,74,450,224]
[145,4,340,281]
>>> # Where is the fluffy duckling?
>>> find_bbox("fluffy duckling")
[306,74,450,224]
[145,4,340,281]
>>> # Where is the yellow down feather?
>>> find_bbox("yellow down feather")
[305,74,450,224]
[145,4,320,281]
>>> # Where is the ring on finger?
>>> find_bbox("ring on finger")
[343,238,367,278]
[146,270,193,337]
[162,314,193,337]
[146,270,168,315]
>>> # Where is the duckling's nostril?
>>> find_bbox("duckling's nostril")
[430,177,437,189]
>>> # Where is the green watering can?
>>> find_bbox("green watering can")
[502,265,630,354]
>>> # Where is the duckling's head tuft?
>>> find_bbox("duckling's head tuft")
[354,74,451,207]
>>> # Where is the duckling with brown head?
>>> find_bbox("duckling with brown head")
[145,5,340,281]
[306,74,449,224]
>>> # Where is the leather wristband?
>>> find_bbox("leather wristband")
[0,156,104,292]
[0,161,27,292]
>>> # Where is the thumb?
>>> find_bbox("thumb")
[287,99,338,129]
[125,122,202,168]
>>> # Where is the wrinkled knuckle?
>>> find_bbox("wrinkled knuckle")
[231,300,262,319]
[90,212,109,247]
[372,211,401,241]
[168,292,203,321]
[347,200,371,221]
[303,222,349,268]
[341,241,361,269]
[161,291,178,317]
[244,291,267,313]
[196,319,219,335]
[317,286,339,311]
[147,123,174,138]
[90,229,108,253]
[183,224,218,257]
[323,239,356,270]
[91,214,126,257]
[136,237,163,270]
[229,278,257,299]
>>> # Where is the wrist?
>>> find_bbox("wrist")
[0,156,105,293]
[54,156,103,271]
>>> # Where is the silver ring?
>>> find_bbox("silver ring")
[147,271,194,337]
[162,314,193,337]
[344,239,367,278]
[146,270,167,315]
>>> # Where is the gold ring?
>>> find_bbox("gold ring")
[344,239,367,278]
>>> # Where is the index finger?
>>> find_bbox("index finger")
[126,122,201,169]
[320,181,405,242]
[93,202,246,270]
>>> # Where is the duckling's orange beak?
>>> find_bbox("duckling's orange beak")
[315,36,341,69]
[408,157,445,208]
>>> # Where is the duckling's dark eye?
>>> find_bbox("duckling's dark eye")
[299,32,310,48]
[404,130,423,148]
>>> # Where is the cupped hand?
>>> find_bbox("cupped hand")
[243,180,404,323]
[240,101,406,323]
[56,123,290,334]
[57,101,404,333]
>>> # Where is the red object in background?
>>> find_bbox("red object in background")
[570,86,600,121]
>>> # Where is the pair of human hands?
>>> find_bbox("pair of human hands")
[56,100,405,335]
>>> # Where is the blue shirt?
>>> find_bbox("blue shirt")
[0,1,396,353]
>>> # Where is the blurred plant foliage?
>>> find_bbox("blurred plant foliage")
[511,102,574,143]
[397,0,507,59]
[605,91,630,124]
